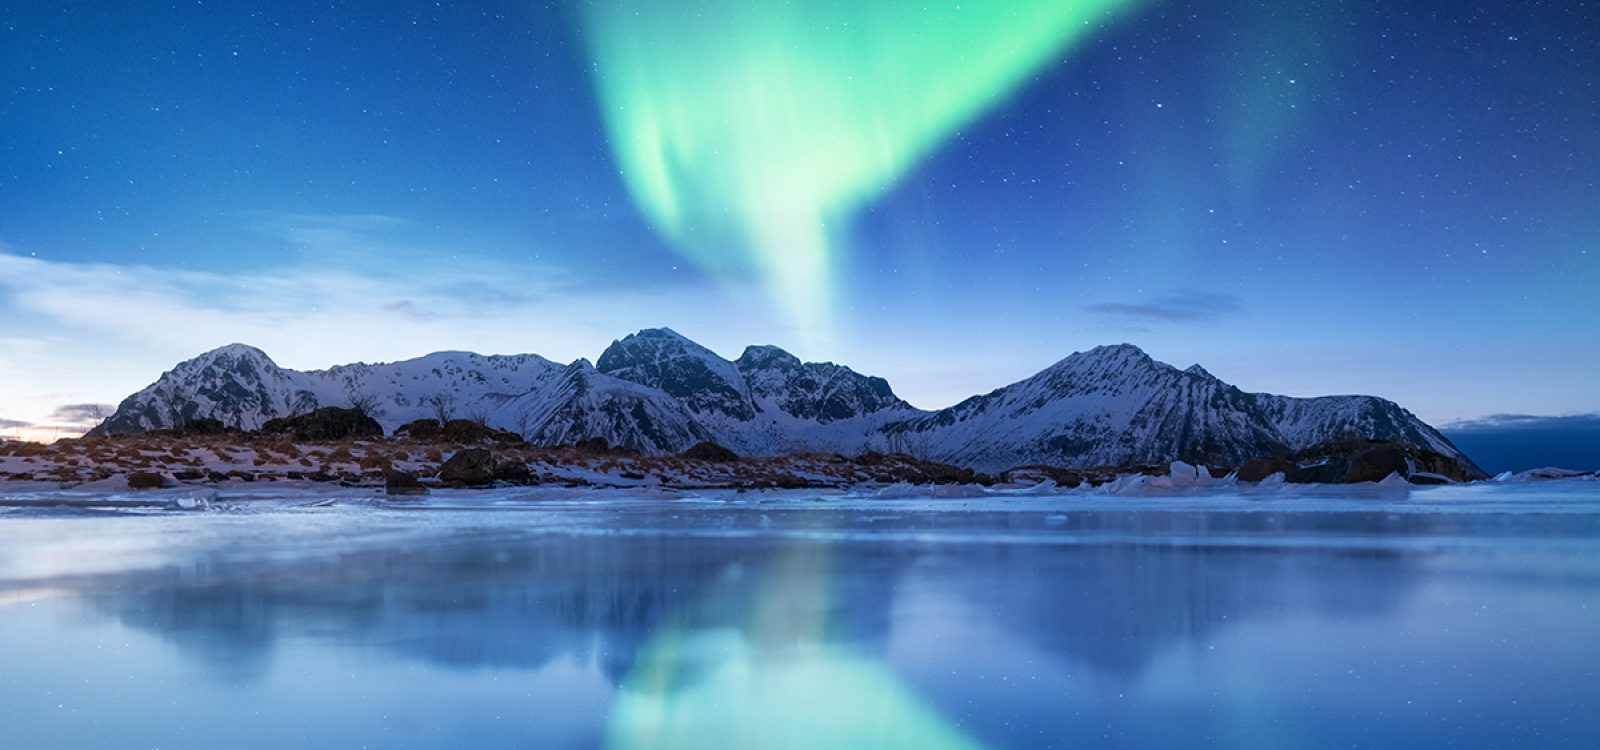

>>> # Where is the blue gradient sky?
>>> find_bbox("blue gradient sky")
[1,0,1596,437]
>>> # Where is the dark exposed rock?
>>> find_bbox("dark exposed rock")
[1002,465,1083,487]
[1341,444,1410,483]
[385,470,428,496]
[1409,450,1482,482]
[1236,457,1295,482]
[489,429,526,445]
[183,418,228,436]
[1408,473,1453,486]
[172,469,206,482]
[395,419,441,440]
[493,460,534,485]
[260,407,382,441]
[440,419,493,443]
[127,471,168,490]
[438,448,495,485]
[573,436,619,454]
[682,440,739,463]
[1286,459,1348,484]
[1265,439,1486,484]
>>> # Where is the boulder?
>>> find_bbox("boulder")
[127,471,169,490]
[395,419,442,440]
[493,459,534,485]
[385,470,428,496]
[682,441,739,463]
[438,448,495,485]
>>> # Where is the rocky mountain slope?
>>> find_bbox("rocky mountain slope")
[94,329,1482,475]
[890,344,1476,472]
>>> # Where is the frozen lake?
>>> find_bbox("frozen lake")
[2,480,1598,749]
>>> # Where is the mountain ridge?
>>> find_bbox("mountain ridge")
[94,331,1483,476]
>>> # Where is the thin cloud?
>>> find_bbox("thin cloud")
[0,216,784,430]
[50,403,114,425]
[0,418,33,430]
[1445,413,1600,432]
[1084,290,1244,325]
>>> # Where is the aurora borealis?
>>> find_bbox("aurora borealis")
[580,0,1143,332]
[0,0,1597,438]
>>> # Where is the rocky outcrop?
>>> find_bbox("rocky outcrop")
[438,448,495,486]
[260,407,382,441]
[127,471,170,490]
[1233,440,1487,484]
[385,470,427,496]
[682,441,739,462]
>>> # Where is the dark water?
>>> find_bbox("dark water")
[1,483,1598,749]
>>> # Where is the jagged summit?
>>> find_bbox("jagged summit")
[597,327,753,419]
[184,342,277,366]
[93,329,1482,476]
[737,344,803,370]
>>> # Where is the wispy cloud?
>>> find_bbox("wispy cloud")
[1084,290,1244,325]
[49,404,114,425]
[0,418,33,430]
[0,213,784,432]
[1444,413,1600,432]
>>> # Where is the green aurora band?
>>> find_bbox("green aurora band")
[580,0,1145,333]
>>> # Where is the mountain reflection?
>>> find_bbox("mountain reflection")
[43,511,1421,689]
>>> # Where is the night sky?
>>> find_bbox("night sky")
[2,0,1596,441]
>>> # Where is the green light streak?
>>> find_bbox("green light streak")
[581,0,1144,330]
[604,544,986,749]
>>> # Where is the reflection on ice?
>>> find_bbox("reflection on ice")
[608,545,983,749]
[0,481,1597,749]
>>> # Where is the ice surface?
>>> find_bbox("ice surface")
[1,479,1597,749]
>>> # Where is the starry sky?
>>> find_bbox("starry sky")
[1,0,1596,442]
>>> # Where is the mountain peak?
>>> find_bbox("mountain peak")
[596,328,753,419]
[190,343,276,365]
[1042,342,1153,375]
[737,344,802,371]
[1185,364,1215,379]
[629,327,690,342]
[1087,343,1148,358]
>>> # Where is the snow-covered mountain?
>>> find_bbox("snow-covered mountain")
[96,344,564,435]
[95,330,1480,474]
[888,344,1474,472]
[592,329,918,454]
